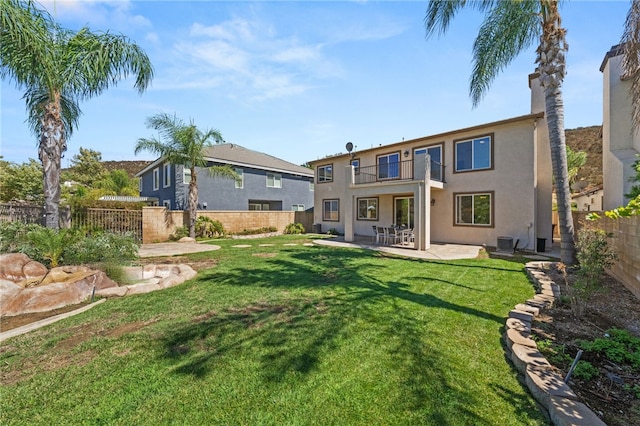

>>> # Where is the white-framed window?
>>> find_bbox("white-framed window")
[183,168,192,185]
[162,199,171,209]
[249,202,270,211]
[454,135,492,172]
[163,163,171,187]
[309,182,314,192]
[153,167,160,190]
[267,172,282,188]
[377,152,400,180]
[292,204,305,211]
[317,164,333,183]
[455,192,493,227]
[235,168,244,189]
[138,177,142,192]
[357,197,378,220]
[323,199,339,221]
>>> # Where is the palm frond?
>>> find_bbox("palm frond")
[470,0,539,106]
[424,0,498,39]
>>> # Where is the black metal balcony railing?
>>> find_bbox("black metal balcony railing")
[353,159,445,185]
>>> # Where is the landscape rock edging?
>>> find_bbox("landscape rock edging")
[503,261,607,426]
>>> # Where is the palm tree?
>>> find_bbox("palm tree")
[621,0,640,130]
[425,0,576,264]
[135,113,235,238]
[0,0,153,229]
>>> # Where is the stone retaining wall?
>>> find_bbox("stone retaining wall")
[503,262,607,426]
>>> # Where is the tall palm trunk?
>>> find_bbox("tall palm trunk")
[38,93,66,229]
[188,165,198,238]
[538,1,575,264]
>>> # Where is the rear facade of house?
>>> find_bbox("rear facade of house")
[309,74,553,252]
[137,144,314,212]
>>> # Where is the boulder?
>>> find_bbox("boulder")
[0,253,32,281]
[178,236,196,243]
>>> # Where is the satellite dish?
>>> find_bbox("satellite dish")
[345,142,353,153]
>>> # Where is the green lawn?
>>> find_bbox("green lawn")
[0,235,547,425]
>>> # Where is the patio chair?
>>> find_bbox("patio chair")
[386,227,401,245]
[372,225,384,244]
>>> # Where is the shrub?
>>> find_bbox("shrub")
[195,216,225,238]
[575,226,618,286]
[236,227,278,235]
[327,228,339,235]
[578,328,640,370]
[0,221,42,254]
[572,361,599,381]
[169,226,189,241]
[284,223,305,234]
[64,230,139,266]
[26,227,81,267]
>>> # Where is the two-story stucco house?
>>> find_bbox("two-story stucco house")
[601,44,640,211]
[309,74,553,252]
[136,143,314,212]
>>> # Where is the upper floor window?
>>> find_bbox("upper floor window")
[163,163,171,187]
[317,164,333,183]
[455,192,493,227]
[138,177,143,193]
[292,204,305,211]
[153,167,160,190]
[454,135,492,172]
[267,172,282,188]
[415,144,444,181]
[183,168,192,185]
[378,152,400,180]
[309,182,314,192]
[235,168,244,189]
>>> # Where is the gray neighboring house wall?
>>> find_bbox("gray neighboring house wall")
[136,144,314,212]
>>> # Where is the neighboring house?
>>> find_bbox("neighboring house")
[136,144,314,212]
[601,44,640,210]
[309,73,553,252]
[572,185,604,212]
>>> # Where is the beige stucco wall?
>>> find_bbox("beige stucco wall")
[602,47,640,210]
[142,207,313,243]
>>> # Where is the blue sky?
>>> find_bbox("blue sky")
[0,0,630,168]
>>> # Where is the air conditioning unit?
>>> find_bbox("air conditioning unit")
[497,236,513,252]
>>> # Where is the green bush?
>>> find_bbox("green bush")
[195,216,225,238]
[169,226,189,241]
[578,328,640,370]
[284,222,305,234]
[236,227,277,235]
[65,230,139,265]
[572,361,599,381]
[0,221,43,254]
[0,222,138,268]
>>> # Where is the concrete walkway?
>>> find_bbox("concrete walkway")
[138,242,221,258]
[313,238,483,260]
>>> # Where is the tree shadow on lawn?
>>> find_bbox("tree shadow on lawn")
[159,247,534,424]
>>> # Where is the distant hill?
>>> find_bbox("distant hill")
[102,160,152,178]
[565,125,602,189]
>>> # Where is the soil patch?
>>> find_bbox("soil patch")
[531,264,640,426]
[0,302,92,332]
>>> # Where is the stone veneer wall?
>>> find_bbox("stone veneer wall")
[571,212,639,300]
[141,207,314,243]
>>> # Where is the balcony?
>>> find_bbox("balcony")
[353,159,445,185]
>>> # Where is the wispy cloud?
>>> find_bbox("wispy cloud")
[40,0,151,31]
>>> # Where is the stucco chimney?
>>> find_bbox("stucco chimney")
[528,72,544,114]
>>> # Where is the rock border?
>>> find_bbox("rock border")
[503,261,606,426]
[95,264,197,298]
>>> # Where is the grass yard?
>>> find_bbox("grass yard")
[0,235,548,425]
